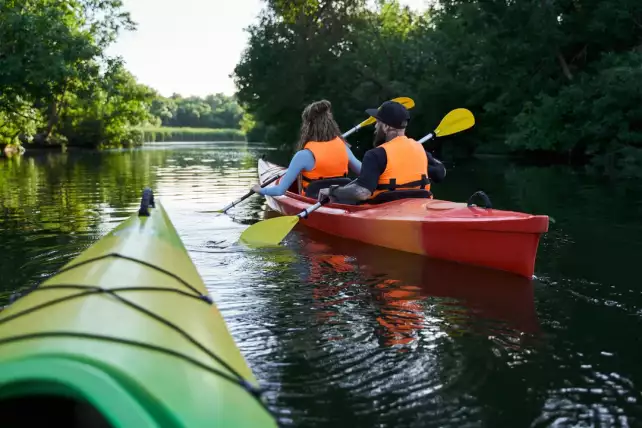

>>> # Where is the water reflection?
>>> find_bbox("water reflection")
[231,214,544,426]
[0,149,170,295]
[292,224,541,344]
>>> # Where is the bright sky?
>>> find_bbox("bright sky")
[106,0,428,98]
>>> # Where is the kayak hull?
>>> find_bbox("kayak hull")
[258,159,549,278]
[0,192,276,428]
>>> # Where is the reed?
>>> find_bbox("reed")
[138,127,246,142]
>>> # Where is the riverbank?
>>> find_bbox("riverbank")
[1,127,247,156]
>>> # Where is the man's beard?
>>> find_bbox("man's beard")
[373,127,386,147]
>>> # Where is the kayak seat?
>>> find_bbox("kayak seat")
[304,178,353,199]
[0,358,159,427]
[359,189,434,205]
[1,395,112,428]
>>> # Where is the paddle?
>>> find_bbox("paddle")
[217,171,285,213]
[239,108,476,247]
[217,97,415,213]
[342,96,415,138]
[239,198,330,246]
[417,108,475,144]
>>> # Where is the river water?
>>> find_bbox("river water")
[1,142,641,427]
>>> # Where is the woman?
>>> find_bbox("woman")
[251,100,361,197]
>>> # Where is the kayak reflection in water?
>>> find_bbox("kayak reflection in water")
[372,279,426,348]
[306,241,359,324]
[303,240,427,348]
[299,231,541,351]
[318,101,446,205]
[250,99,361,197]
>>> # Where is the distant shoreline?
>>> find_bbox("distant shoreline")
[136,126,246,143]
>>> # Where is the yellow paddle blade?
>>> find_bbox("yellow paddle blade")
[358,97,415,127]
[239,215,300,247]
[434,108,475,137]
[392,96,415,109]
[359,116,377,127]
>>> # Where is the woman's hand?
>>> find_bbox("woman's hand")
[251,184,262,194]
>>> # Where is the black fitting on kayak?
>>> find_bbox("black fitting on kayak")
[240,379,264,399]
[8,291,21,305]
[467,191,493,209]
[6,283,39,305]
[138,187,155,217]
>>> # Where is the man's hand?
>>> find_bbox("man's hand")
[317,187,332,202]
[319,183,371,204]
[318,185,343,203]
[250,184,262,193]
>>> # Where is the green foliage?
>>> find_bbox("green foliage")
[509,52,642,177]
[59,60,157,148]
[234,0,642,177]
[0,103,40,145]
[235,0,374,147]
[0,0,101,106]
[148,93,245,130]
[0,0,249,150]
[0,0,155,149]
[137,127,246,143]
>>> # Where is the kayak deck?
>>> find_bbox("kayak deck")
[257,159,549,278]
[0,189,277,428]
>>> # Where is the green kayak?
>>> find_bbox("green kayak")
[0,188,277,428]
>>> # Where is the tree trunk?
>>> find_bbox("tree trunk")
[34,100,58,145]
[35,80,69,145]
[43,98,59,139]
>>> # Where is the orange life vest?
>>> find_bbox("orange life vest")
[371,136,430,199]
[300,137,349,194]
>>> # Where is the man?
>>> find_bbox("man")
[318,101,446,204]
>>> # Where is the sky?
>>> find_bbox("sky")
[106,0,428,98]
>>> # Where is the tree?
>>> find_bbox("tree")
[147,93,246,129]
[0,0,146,148]
[233,0,642,176]
[234,0,377,148]
[59,60,157,147]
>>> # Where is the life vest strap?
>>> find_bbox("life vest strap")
[301,173,348,183]
[375,174,430,191]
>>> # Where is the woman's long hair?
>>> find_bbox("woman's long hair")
[296,100,343,151]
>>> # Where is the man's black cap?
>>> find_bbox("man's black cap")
[365,101,410,129]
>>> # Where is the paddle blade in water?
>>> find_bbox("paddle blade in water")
[435,108,475,137]
[239,215,300,246]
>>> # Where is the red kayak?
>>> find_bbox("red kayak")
[257,159,549,278]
